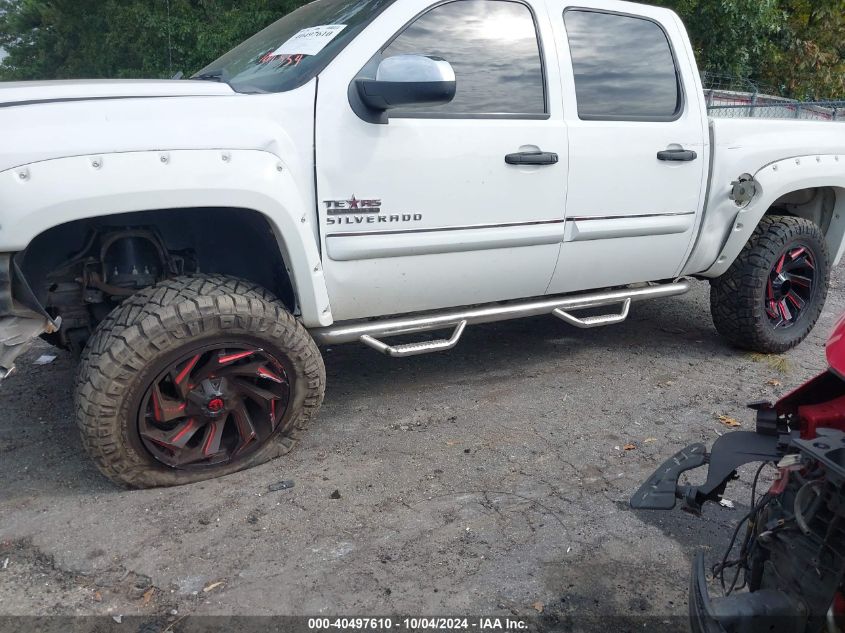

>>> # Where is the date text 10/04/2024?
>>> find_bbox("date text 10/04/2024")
[307,617,530,630]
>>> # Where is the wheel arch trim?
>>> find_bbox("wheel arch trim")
[700,155,845,278]
[0,149,332,327]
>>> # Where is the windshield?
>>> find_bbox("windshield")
[194,0,397,93]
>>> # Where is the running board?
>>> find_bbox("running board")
[553,298,631,329]
[361,321,467,357]
[311,281,690,353]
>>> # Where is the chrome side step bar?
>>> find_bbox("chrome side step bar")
[311,281,690,353]
[361,320,467,357]
[553,297,631,329]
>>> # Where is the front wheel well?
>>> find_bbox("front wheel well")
[18,207,297,350]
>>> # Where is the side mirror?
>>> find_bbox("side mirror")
[356,55,456,110]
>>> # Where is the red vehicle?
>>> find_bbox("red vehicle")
[633,315,845,633]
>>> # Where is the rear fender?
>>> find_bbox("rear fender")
[698,155,845,277]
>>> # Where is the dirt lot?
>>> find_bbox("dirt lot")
[1,268,843,632]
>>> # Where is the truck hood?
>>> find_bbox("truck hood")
[0,80,315,174]
[0,79,235,107]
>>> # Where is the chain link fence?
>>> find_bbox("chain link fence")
[701,72,845,121]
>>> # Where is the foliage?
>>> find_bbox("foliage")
[0,0,304,80]
[652,0,845,99]
[651,0,782,80]
[1,0,844,99]
[761,0,845,99]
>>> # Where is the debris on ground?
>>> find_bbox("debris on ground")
[531,601,544,613]
[717,415,742,428]
[203,581,224,593]
[268,480,295,492]
[34,355,57,365]
[749,353,791,374]
[330,490,342,500]
[719,499,735,509]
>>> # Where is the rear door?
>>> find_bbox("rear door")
[546,2,709,294]
[315,0,568,321]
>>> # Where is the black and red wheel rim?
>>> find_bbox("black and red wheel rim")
[765,245,816,329]
[137,345,290,469]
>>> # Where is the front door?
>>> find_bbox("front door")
[546,3,709,294]
[315,0,568,321]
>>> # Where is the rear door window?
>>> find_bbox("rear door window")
[563,9,682,121]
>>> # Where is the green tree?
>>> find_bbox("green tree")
[761,0,845,99]
[651,0,783,80]
[654,0,845,99]
[0,0,305,81]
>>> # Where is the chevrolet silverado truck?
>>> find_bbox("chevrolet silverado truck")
[1,0,844,487]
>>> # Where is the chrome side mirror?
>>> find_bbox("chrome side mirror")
[356,54,456,110]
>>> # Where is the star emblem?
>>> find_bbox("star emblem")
[348,195,359,209]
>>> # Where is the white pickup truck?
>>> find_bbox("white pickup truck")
[1,0,843,487]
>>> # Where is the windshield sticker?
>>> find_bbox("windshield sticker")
[271,25,347,57]
[259,52,304,67]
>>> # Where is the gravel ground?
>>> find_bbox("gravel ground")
[1,267,842,632]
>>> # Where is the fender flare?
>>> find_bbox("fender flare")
[0,149,332,327]
[702,154,845,277]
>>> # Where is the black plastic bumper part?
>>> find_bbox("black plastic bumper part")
[0,253,58,379]
[689,553,806,633]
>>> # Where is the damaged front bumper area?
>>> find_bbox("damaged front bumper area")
[689,552,806,633]
[0,253,59,380]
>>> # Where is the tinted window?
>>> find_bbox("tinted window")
[563,10,681,120]
[382,0,545,115]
